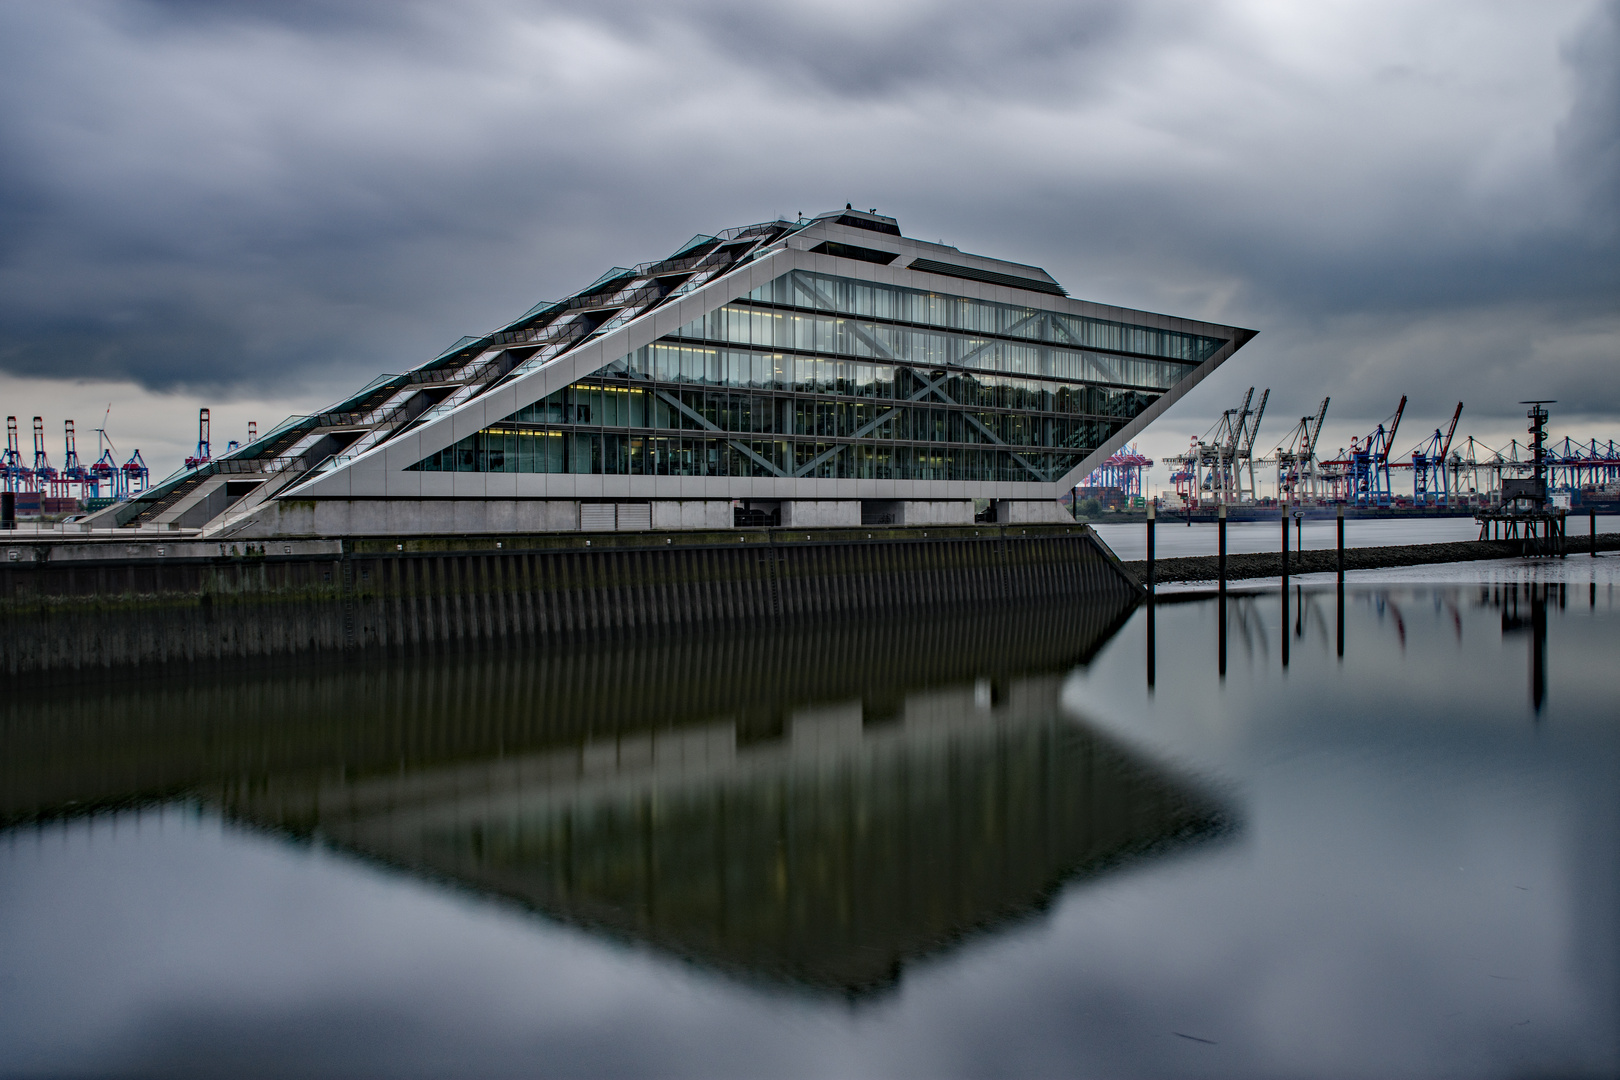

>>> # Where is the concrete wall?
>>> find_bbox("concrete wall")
[995,500,1075,525]
[650,501,733,530]
[862,501,975,527]
[0,526,1142,675]
[221,498,735,537]
[220,499,584,538]
[210,496,1067,537]
[779,501,862,528]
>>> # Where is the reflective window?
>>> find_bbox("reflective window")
[741,271,1225,364]
[410,271,1191,481]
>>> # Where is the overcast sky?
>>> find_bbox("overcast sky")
[1,0,1615,478]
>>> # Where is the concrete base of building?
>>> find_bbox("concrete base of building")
[860,500,975,527]
[215,498,736,538]
[211,498,587,538]
[993,500,1076,525]
[777,501,861,528]
[202,496,1069,538]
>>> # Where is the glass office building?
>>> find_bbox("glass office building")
[412,268,1228,486]
[178,208,1253,535]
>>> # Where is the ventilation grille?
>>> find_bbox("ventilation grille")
[579,503,652,531]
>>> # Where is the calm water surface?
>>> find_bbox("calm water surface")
[2,560,1617,1078]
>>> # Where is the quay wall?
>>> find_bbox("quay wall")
[0,525,1140,675]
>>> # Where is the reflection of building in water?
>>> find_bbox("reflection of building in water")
[222,676,1228,996]
[1,597,1230,996]
[1,604,1137,825]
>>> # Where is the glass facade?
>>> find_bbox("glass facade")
[410,270,1224,483]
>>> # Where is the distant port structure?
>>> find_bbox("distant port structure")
[1154,389,1620,518]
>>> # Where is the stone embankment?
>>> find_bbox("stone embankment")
[0,524,1140,676]
[1120,533,1620,586]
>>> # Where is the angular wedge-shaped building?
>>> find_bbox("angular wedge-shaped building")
[108,209,1254,536]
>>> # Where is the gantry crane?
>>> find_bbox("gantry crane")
[1276,396,1330,503]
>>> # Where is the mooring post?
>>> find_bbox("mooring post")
[1146,499,1156,594]
[1281,504,1290,584]
[1593,506,1599,557]
[1337,503,1345,582]
[1217,502,1227,596]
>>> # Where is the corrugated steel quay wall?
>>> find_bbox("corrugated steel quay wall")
[0,525,1141,676]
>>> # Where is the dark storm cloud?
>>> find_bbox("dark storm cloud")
[0,0,1614,442]
[1559,0,1620,232]
[572,0,1154,100]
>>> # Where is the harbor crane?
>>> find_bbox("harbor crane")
[1276,396,1330,503]
[60,420,94,499]
[1237,388,1269,502]
[1341,396,1406,506]
[30,417,57,495]
[1178,387,1270,506]
[184,408,212,470]
[1,417,26,492]
[1407,402,1463,506]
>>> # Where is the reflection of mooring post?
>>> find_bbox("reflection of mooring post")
[1281,506,1290,669]
[1335,502,1345,659]
[1282,588,1290,669]
[1217,501,1227,677]
[1147,601,1156,691]
[1531,584,1547,715]
[1146,501,1156,691]
[1336,579,1344,661]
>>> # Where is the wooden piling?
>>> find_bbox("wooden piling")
[1337,503,1345,582]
